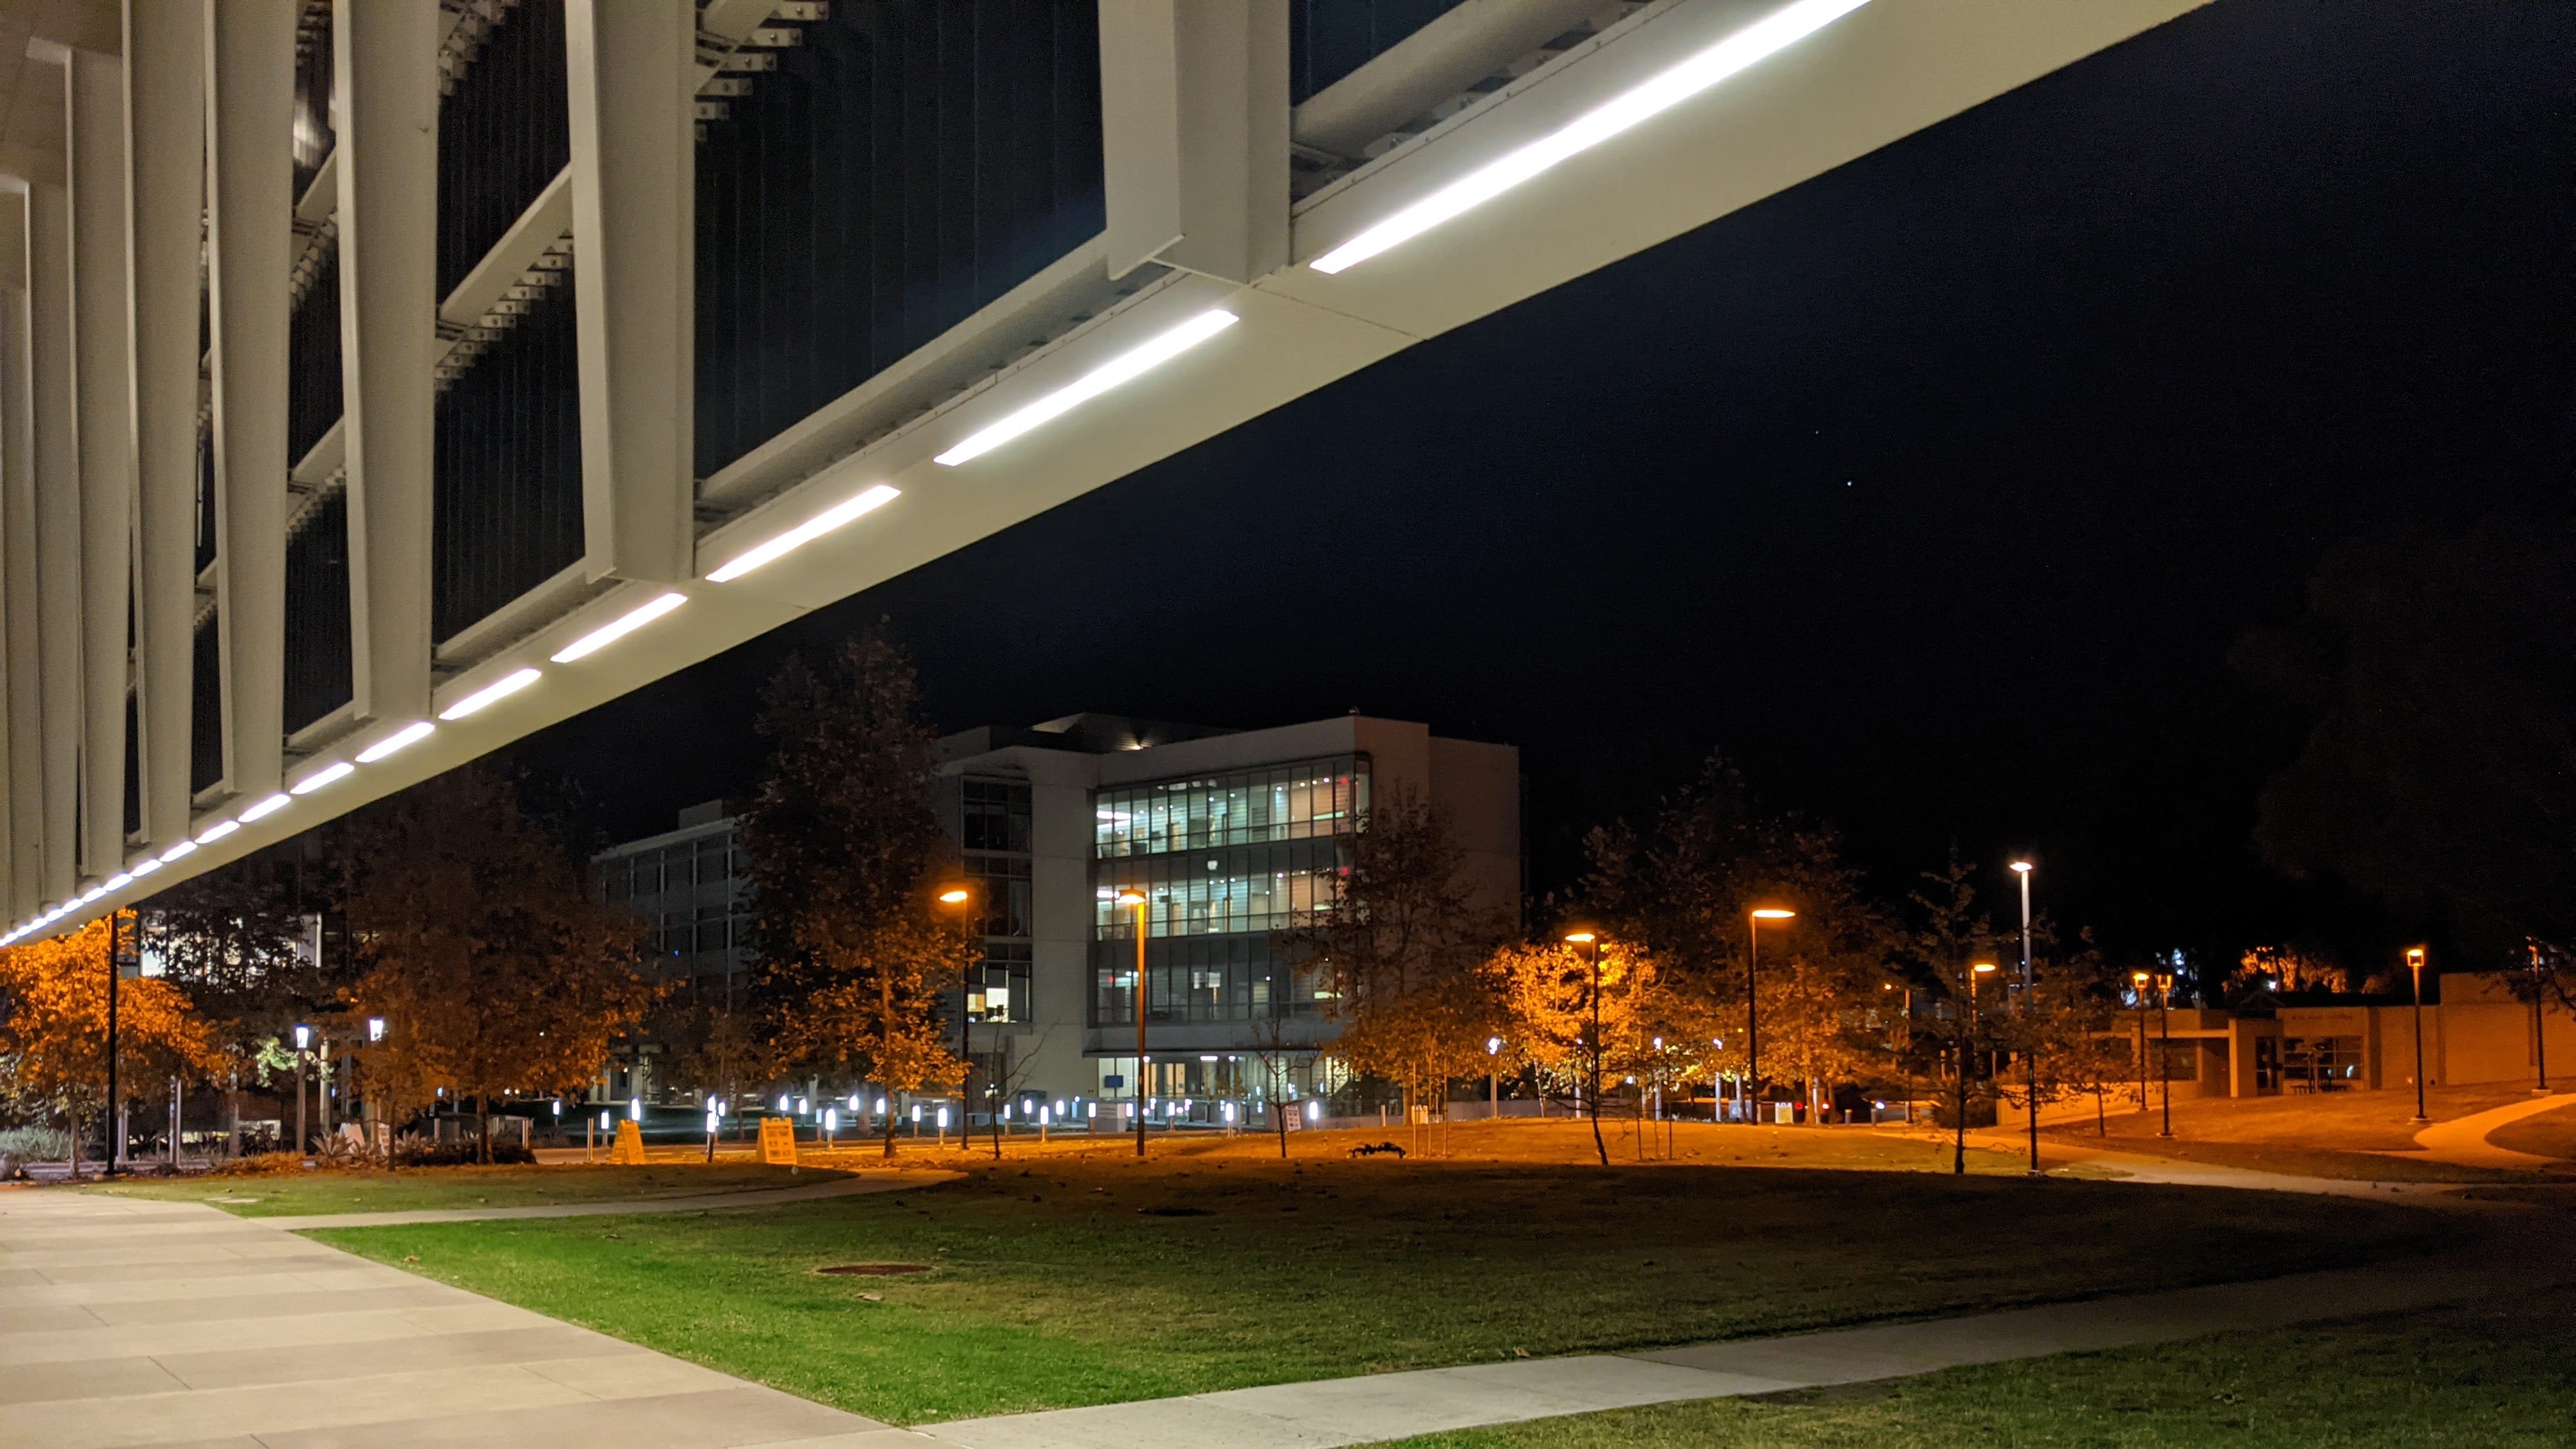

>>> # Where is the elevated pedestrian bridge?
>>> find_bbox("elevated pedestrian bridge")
[0,0,2200,938]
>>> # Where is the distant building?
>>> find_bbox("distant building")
[592,714,1519,1117]
[594,799,755,1001]
[932,713,1519,1115]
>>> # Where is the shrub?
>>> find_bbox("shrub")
[0,1125,72,1161]
[392,1135,535,1167]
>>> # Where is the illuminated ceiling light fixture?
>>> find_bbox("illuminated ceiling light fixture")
[707,485,901,583]
[79,886,106,904]
[551,592,686,663]
[290,762,355,795]
[356,721,435,763]
[194,820,240,845]
[1308,0,1873,275]
[104,873,132,891]
[130,858,162,877]
[933,309,1238,466]
[159,839,198,863]
[439,666,542,720]
[239,793,292,824]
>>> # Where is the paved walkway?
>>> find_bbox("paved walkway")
[0,1189,923,1448]
[254,1168,958,1230]
[930,1220,2564,1449]
[2407,1090,2572,1170]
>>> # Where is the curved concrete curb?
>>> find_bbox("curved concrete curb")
[2410,1092,2574,1170]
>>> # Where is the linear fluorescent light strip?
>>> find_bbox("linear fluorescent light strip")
[291,762,355,795]
[934,310,1238,466]
[160,839,197,862]
[239,793,292,823]
[1308,0,1874,274]
[440,666,542,720]
[194,820,239,844]
[130,858,162,877]
[357,720,435,762]
[552,592,686,663]
[707,486,900,582]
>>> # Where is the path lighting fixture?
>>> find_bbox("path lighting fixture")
[2407,946,2430,1124]
[1118,889,1152,1159]
[2009,860,2040,1174]
[629,1098,643,1121]
[707,485,900,581]
[938,887,972,905]
[238,793,291,823]
[439,666,541,720]
[934,309,1239,466]
[368,1017,387,1042]
[1747,908,1795,1108]
[778,1095,790,1114]
[356,721,435,762]
[552,592,687,663]
[290,762,355,795]
[1308,0,1874,275]
[293,1024,312,1051]
[599,1110,611,1130]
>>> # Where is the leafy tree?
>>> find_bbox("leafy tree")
[742,636,972,1155]
[1580,754,1892,1116]
[1489,931,1660,1166]
[1997,932,2131,1137]
[342,770,653,1160]
[150,851,343,1148]
[0,917,220,1172]
[1287,785,1501,1153]
[2239,521,2576,967]
[1899,855,2010,1174]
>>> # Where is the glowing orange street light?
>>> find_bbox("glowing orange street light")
[1119,889,1150,1156]
[937,887,970,905]
[1563,930,1596,944]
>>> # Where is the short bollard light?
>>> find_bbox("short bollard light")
[629,1098,642,1121]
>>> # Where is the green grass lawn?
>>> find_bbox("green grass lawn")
[1369,1285,2576,1448]
[82,1162,840,1216]
[310,1152,2446,1425]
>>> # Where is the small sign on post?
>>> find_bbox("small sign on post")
[758,1114,798,1167]
[609,1119,648,1165]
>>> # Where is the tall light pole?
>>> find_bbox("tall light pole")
[2011,861,2039,1177]
[292,1023,312,1158]
[1562,929,1611,1167]
[2407,946,2430,1124]
[2154,972,2174,1138]
[1119,890,1150,1158]
[1747,908,1795,1117]
[936,885,986,1156]
[2131,970,2151,1114]
[2529,943,2549,1096]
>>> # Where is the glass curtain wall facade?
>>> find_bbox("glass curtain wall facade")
[960,778,1033,1024]
[1091,757,1367,1029]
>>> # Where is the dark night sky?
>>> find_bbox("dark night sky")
[505,0,2575,964]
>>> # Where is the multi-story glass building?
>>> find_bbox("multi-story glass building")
[592,714,1518,1117]
[934,713,1521,1114]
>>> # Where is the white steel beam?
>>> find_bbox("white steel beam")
[65,47,132,880]
[565,0,693,585]
[1,266,36,920]
[124,0,205,853]
[24,175,80,903]
[203,0,295,805]
[333,0,438,730]
[1098,0,1290,283]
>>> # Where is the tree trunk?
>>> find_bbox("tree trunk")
[1952,1052,1967,1176]
[2095,1085,2106,1135]
[1274,1100,1289,1158]
[67,1098,80,1181]
[882,1094,898,1159]
[1588,1058,1608,1167]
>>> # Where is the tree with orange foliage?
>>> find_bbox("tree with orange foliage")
[343,770,654,1161]
[1488,932,1662,1167]
[0,916,221,1173]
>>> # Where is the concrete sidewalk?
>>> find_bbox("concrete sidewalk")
[929,1229,2558,1449]
[0,1188,923,1449]
[2405,1091,2573,1170]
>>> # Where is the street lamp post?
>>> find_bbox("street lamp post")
[935,885,990,1157]
[292,1023,312,1158]
[2407,947,2430,1124]
[2529,943,2550,1095]
[2154,972,2174,1138]
[2011,861,2039,1176]
[1747,908,1795,1119]
[1118,890,1150,1158]
[1485,1036,1501,1120]
[2131,970,2150,1114]
[1564,930,1609,1167]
